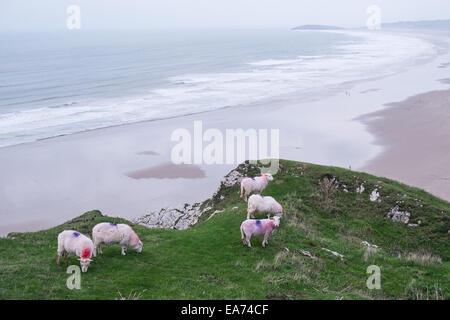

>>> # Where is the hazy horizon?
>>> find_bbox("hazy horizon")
[1,0,450,31]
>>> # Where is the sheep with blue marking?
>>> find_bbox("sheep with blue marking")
[92,222,143,256]
[240,173,273,201]
[57,230,94,272]
[240,216,281,248]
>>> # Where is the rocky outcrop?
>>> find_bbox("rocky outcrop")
[370,189,380,202]
[387,206,410,224]
[361,241,379,248]
[321,248,344,260]
[356,184,365,194]
[135,203,212,230]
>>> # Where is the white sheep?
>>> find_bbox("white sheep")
[92,222,143,256]
[240,173,273,201]
[247,194,283,219]
[57,230,94,272]
[240,216,281,248]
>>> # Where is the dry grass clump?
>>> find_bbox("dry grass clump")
[319,176,338,200]
[363,247,378,262]
[116,289,147,300]
[397,252,442,265]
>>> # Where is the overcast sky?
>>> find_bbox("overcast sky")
[1,0,449,30]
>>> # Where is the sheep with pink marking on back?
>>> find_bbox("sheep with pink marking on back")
[57,230,94,272]
[240,216,281,248]
[92,222,143,256]
[240,173,273,201]
[247,194,283,219]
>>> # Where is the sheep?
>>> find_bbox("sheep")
[240,216,281,248]
[92,222,143,256]
[57,230,94,273]
[240,173,273,201]
[247,194,283,219]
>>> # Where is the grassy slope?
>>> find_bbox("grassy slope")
[0,160,448,300]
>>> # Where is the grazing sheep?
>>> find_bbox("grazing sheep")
[240,216,281,248]
[240,173,273,201]
[92,222,143,256]
[57,230,94,273]
[247,194,283,219]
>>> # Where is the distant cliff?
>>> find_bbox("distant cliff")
[291,24,343,31]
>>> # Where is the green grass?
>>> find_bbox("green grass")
[0,160,448,300]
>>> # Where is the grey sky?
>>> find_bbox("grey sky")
[1,0,449,30]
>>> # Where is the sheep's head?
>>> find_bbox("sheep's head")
[265,173,274,181]
[78,258,92,272]
[135,240,143,253]
[273,216,281,227]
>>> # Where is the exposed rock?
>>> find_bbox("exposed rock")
[220,169,244,187]
[408,220,421,227]
[321,248,344,260]
[370,189,380,202]
[387,205,410,224]
[300,249,315,259]
[356,184,365,194]
[361,241,379,249]
[206,209,225,222]
[135,203,211,230]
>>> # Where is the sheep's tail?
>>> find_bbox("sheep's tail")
[240,224,245,240]
[240,183,245,199]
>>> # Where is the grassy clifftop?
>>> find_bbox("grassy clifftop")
[0,160,448,300]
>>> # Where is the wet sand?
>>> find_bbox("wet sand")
[361,89,450,201]
[126,163,206,179]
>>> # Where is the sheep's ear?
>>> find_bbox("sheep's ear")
[77,258,81,261]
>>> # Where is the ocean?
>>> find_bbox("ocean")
[0,29,435,148]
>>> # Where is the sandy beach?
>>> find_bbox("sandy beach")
[1,30,450,236]
[361,88,450,201]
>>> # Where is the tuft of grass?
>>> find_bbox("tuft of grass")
[398,252,442,265]
[116,289,147,300]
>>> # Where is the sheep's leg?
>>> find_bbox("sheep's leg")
[243,190,248,202]
[121,246,127,256]
[246,235,252,248]
[98,244,103,255]
[64,252,69,265]
[247,205,255,219]
[262,233,270,247]
[241,228,246,246]
[57,250,65,264]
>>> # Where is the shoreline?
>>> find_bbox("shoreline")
[1,30,450,236]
